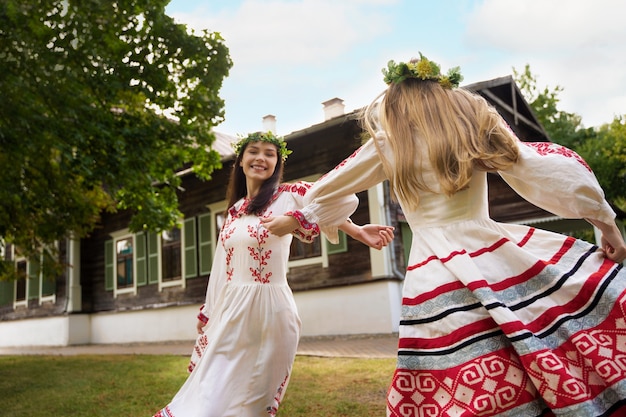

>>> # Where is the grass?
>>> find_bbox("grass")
[0,354,395,417]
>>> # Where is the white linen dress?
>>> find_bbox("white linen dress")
[298,132,626,416]
[152,182,357,417]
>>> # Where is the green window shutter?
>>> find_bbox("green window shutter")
[28,258,41,300]
[0,280,13,306]
[41,249,56,296]
[147,232,159,284]
[135,233,147,286]
[41,276,55,297]
[326,231,348,255]
[104,240,114,291]
[400,222,413,268]
[183,217,197,279]
[198,213,213,276]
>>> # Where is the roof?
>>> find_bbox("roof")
[464,75,550,142]
[212,131,238,159]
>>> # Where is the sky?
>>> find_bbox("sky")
[165,0,626,138]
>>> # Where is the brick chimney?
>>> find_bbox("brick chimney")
[322,98,345,121]
[262,114,277,133]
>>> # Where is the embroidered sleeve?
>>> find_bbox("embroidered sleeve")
[299,138,387,243]
[498,139,615,225]
[285,210,321,243]
[197,304,209,324]
[523,142,592,172]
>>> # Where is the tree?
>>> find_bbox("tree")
[577,116,626,213]
[0,0,232,277]
[513,64,595,149]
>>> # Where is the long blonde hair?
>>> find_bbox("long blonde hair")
[362,78,519,210]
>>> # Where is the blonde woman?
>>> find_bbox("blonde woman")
[263,54,626,416]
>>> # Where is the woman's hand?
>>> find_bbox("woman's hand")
[359,224,395,250]
[196,319,206,335]
[599,228,626,263]
[586,218,626,263]
[340,220,395,250]
[260,215,300,236]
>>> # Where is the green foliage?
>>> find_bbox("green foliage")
[382,53,463,89]
[577,116,626,212]
[0,0,232,267]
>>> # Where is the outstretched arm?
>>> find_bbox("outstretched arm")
[339,220,394,250]
[585,218,626,264]
[261,216,394,250]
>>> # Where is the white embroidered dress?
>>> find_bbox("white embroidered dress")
[153,182,357,417]
[299,133,626,417]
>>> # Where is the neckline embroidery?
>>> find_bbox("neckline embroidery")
[227,182,312,219]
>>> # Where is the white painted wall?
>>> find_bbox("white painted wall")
[90,305,199,344]
[295,280,402,336]
[0,281,403,347]
[0,314,90,347]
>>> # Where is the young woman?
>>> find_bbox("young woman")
[152,131,393,417]
[263,55,626,416]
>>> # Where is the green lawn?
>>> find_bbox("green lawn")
[0,354,395,416]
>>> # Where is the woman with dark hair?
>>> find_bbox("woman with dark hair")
[263,54,626,416]
[153,131,393,417]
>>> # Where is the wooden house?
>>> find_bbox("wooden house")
[0,75,609,348]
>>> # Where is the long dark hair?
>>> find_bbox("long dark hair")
[225,141,285,215]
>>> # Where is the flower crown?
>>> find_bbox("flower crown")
[232,131,292,161]
[382,53,463,89]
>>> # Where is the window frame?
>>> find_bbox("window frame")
[13,254,28,309]
[109,229,138,297]
[157,220,189,291]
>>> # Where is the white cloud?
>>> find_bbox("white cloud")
[466,0,626,127]
[169,0,393,68]
[166,0,398,134]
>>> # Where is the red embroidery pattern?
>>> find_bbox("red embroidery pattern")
[520,291,626,409]
[188,333,209,373]
[524,142,592,172]
[247,224,272,284]
[229,198,251,218]
[285,210,320,242]
[196,304,208,324]
[277,182,311,196]
[267,373,289,416]
[220,226,236,281]
[390,289,626,415]
[387,349,538,416]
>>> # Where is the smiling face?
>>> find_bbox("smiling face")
[240,140,279,196]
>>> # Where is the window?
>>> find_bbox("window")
[105,230,137,296]
[326,231,348,255]
[161,228,182,282]
[15,259,27,307]
[289,238,322,261]
[105,217,206,295]
[157,218,197,290]
[116,237,134,289]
